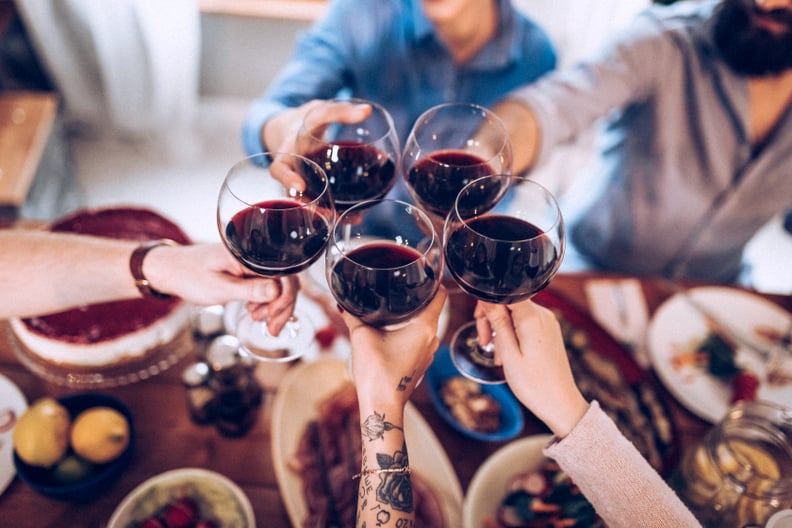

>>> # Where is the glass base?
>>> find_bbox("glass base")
[449,321,505,384]
[235,309,315,363]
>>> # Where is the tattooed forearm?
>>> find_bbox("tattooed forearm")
[361,411,403,442]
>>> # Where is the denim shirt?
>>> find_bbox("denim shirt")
[241,0,557,153]
[511,0,792,282]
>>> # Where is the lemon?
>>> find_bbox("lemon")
[12,397,71,467]
[70,407,130,464]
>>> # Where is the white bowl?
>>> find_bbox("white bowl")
[463,435,552,528]
[107,468,254,528]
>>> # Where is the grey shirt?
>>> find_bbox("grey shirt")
[511,0,792,282]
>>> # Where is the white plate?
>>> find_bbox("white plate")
[647,286,792,423]
[463,434,552,528]
[0,372,27,497]
[271,357,463,527]
[107,468,255,528]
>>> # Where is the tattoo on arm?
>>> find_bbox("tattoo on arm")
[374,443,412,513]
[397,369,417,392]
[361,411,403,442]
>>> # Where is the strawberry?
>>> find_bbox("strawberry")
[139,518,166,528]
[315,326,337,349]
[163,497,199,528]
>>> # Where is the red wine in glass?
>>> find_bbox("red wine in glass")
[406,150,496,218]
[217,151,334,362]
[325,198,443,328]
[443,176,565,384]
[299,98,400,212]
[329,242,438,326]
[304,141,397,211]
[224,199,330,276]
[444,215,560,303]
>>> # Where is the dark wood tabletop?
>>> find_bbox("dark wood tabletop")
[0,272,789,528]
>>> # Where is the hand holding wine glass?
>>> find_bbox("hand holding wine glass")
[444,175,565,383]
[217,152,335,362]
[298,97,400,211]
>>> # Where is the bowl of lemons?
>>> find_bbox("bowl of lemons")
[12,392,134,501]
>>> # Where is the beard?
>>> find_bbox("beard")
[713,0,792,76]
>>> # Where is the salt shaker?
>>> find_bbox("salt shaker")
[181,361,216,425]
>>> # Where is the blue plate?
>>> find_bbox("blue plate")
[426,346,524,442]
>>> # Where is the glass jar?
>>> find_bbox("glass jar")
[673,400,792,527]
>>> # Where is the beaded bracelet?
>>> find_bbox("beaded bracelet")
[352,466,410,481]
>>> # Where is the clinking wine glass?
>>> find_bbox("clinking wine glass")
[325,198,443,328]
[217,152,335,361]
[444,175,565,383]
[402,101,513,221]
[298,97,400,212]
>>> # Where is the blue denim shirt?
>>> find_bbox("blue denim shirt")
[242,0,556,154]
[512,0,792,282]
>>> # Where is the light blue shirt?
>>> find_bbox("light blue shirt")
[242,0,556,154]
[513,0,792,282]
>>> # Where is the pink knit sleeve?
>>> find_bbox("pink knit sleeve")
[543,401,701,528]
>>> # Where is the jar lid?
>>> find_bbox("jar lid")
[206,335,243,371]
[766,510,792,528]
[182,362,211,387]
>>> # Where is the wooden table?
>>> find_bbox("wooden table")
[0,273,789,528]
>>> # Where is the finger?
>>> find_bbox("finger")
[478,303,522,361]
[270,153,307,191]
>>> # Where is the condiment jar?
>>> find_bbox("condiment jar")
[672,400,792,527]
[206,335,263,438]
[181,361,215,424]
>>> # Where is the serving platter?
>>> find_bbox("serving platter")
[271,357,463,527]
[535,288,678,474]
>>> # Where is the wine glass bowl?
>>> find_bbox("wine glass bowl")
[298,98,400,212]
[402,102,513,219]
[217,152,334,361]
[326,199,443,328]
[444,176,565,383]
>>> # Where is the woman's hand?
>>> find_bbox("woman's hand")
[476,300,588,437]
[342,288,448,409]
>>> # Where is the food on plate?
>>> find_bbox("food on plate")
[440,376,502,433]
[12,397,70,467]
[70,406,130,463]
[553,309,674,472]
[483,459,602,528]
[9,206,193,371]
[671,331,761,403]
[289,382,445,527]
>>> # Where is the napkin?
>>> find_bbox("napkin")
[584,278,651,368]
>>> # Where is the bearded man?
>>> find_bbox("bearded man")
[495,0,792,283]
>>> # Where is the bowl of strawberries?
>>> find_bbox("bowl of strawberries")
[107,468,254,528]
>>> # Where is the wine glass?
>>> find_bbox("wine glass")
[402,102,513,221]
[325,198,443,328]
[217,152,335,361]
[298,97,400,212]
[444,175,565,383]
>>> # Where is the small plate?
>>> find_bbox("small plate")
[463,434,552,528]
[0,373,27,497]
[648,286,792,423]
[107,468,254,528]
[425,345,524,442]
